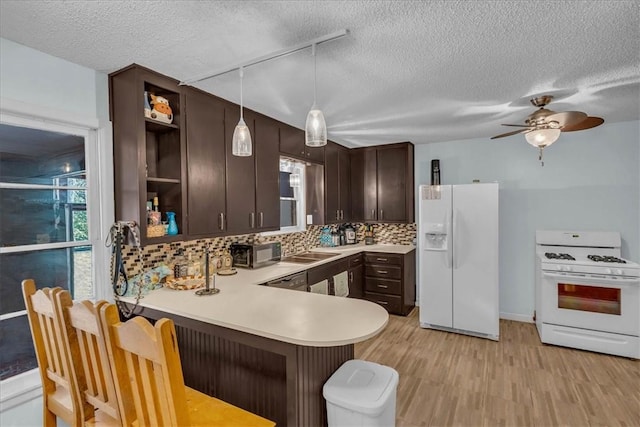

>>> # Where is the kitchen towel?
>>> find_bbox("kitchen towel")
[310,280,329,295]
[333,271,349,297]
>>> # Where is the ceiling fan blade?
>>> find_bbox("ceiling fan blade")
[546,111,588,128]
[500,124,531,128]
[560,116,605,132]
[490,128,530,139]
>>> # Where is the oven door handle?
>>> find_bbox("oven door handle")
[542,272,640,285]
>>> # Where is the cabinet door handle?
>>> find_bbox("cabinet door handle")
[219,213,225,230]
[376,300,389,305]
[376,258,388,262]
[349,271,353,282]
[341,210,344,220]
[336,210,340,221]
[371,209,375,219]
[380,209,384,220]
[377,284,388,289]
[259,212,264,227]
[250,212,255,228]
[377,270,388,274]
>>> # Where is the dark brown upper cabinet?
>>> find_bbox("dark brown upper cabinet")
[325,141,351,223]
[253,114,280,231]
[279,125,325,163]
[351,142,414,223]
[224,108,280,235]
[184,87,226,237]
[109,64,187,245]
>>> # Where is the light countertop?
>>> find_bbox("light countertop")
[122,243,415,347]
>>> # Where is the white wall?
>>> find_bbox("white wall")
[415,120,640,320]
[0,38,102,118]
[0,37,109,426]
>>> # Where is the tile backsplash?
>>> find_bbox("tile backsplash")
[119,223,416,275]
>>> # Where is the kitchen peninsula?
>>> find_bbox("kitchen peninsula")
[120,244,408,426]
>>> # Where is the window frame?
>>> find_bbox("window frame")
[263,159,307,236]
[0,99,113,408]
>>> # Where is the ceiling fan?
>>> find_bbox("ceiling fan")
[491,95,604,165]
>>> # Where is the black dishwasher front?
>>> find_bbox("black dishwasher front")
[263,271,308,292]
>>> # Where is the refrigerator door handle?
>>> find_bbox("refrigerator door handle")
[446,211,453,268]
[452,208,457,269]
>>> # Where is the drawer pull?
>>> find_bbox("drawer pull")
[376,258,388,262]
[377,284,388,289]
[377,270,388,274]
[376,300,389,305]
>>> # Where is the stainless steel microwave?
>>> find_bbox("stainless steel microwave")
[230,242,282,269]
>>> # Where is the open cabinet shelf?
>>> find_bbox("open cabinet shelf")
[110,64,187,245]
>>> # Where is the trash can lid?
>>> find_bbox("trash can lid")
[323,359,399,416]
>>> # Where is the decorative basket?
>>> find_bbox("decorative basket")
[146,224,166,238]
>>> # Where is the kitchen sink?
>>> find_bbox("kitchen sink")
[297,251,340,259]
[280,251,339,264]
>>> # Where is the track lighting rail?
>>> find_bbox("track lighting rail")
[179,29,349,86]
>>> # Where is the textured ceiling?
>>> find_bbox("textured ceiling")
[1,1,638,147]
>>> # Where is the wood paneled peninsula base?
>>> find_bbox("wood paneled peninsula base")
[121,281,388,427]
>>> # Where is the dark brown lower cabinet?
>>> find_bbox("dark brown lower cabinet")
[307,258,349,294]
[363,250,416,315]
[304,251,415,309]
[347,253,364,298]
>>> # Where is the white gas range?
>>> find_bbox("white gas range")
[535,230,640,359]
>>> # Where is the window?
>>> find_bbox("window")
[278,158,306,233]
[0,120,100,381]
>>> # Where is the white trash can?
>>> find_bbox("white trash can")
[323,359,399,427]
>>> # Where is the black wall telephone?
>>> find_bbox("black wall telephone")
[107,221,140,297]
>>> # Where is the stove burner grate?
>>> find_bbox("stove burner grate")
[545,252,575,260]
[587,255,626,263]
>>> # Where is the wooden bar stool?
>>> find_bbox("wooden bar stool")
[52,291,121,426]
[22,280,90,427]
[99,303,275,427]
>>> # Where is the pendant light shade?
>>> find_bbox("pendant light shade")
[232,67,252,157]
[305,44,327,147]
[232,117,252,156]
[305,108,327,147]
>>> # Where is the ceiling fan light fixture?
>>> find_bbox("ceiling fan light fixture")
[524,128,561,148]
[232,66,252,157]
[305,43,327,147]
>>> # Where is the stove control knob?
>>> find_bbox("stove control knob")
[615,269,624,275]
[606,268,613,275]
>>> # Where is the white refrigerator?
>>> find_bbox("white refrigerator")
[418,183,499,340]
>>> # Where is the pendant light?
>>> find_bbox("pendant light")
[232,66,252,156]
[305,43,327,147]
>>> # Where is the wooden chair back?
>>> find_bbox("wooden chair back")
[21,279,89,427]
[52,291,121,423]
[100,303,189,427]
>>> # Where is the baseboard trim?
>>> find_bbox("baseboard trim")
[500,312,534,323]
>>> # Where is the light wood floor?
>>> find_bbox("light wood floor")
[354,308,640,427]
